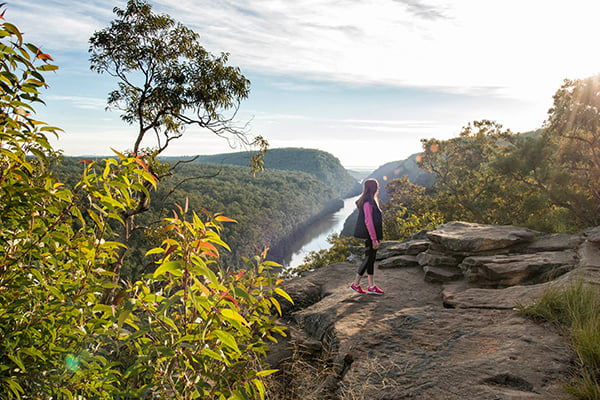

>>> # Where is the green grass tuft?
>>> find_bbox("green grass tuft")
[518,280,600,399]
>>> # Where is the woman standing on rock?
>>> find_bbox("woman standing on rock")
[350,178,384,295]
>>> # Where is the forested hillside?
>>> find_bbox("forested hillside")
[364,153,434,203]
[53,158,339,278]
[162,147,361,197]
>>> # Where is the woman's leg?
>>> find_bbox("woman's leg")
[357,239,373,277]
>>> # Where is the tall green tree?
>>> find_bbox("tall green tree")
[382,175,444,240]
[89,0,267,282]
[417,120,568,232]
[544,75,600,227]
[89,0,265,159]
[419,120,514,224]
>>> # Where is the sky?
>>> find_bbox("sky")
[9,0,600,169]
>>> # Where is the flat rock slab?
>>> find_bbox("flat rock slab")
[377,239,431,259]
[378,254,419,269]
[417,250,460,268]
[525,233,584,252]
[427,221,540,253]
[579,241,600,268]
[584,226,600,244]
[460,251,576,286]
[442,282,547,309]
[423,266,463,283]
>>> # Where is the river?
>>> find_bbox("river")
[282,195,360,269]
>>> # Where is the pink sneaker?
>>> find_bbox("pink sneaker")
[367,285,384,295]
[350,283,366,294]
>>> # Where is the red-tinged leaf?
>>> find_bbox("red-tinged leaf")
[163,244,177,259]
[215,215,237,223]
[36,52,53,61]
[225,296,239,310]
[160,224,176,235]
[196,241,218,253]
[78,159,93,164]
[236,271,245,279]
[220,289,230,299]
[133,156,149,171]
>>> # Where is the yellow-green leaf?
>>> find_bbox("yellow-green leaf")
[213,330,240,354]
[275,288,294,305]
[221,308,249,327]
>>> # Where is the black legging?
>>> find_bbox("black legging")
[357,238,377,276]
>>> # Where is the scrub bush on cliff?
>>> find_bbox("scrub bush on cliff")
[120,209,291,399]
[0,8,290,399]
[382,175,444,241]
[0,11,125,396]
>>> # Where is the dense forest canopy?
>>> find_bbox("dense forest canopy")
[52,157,340,278]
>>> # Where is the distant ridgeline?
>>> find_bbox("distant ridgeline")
[53,148,360,277]
[341,153,434,236]
[161,147,362,198]
[366,153,434,203]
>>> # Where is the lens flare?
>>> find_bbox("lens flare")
[66,354,80,371]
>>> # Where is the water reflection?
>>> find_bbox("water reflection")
[283,195,360,269]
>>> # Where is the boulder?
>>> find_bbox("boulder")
[274,219,597,400]
[423,266,463,283]
[579,241,600,268]
[524,233,584,252]
[277,262,571,399]
[378,254,419,269]
[584,226,600,243]
[427,221,539,254]
[460,251,576,286]
[417,249,460,268]
[376,239,430,260]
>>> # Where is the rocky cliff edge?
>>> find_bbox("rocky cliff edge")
[268,222,600,399]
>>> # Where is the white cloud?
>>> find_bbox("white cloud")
[11,0,600,97]
[46,95,107,110]
[151,0,600,98]
[9,1,120,50]
[10,0,600,167]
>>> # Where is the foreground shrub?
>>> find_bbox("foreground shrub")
[0,8,290,399]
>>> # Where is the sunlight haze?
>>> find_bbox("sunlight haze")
[11,0,600,168]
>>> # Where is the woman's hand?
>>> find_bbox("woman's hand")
[373,240,380,250]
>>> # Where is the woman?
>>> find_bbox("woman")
[351,178,384,295]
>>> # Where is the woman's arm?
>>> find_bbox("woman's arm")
[363,202,378,245]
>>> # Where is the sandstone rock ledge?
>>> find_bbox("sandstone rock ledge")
[270,222,600,400]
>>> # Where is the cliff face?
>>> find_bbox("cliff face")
[269,222,600,399]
